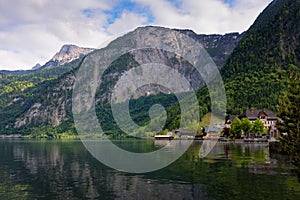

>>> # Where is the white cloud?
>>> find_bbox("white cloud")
[0,0,114,70]
[0,0,273,70]
[106,11,148,35]
[131,0,272,34]
[0,50,38,70]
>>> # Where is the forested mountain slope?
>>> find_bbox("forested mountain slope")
[221,0,300,114]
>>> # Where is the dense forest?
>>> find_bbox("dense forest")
[221,0,300,114]
[276,66,300,175]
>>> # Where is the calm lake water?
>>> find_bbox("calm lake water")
[0,139,299,200]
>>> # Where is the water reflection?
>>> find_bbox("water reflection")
[201,142,289,175]
[0,139,299,200]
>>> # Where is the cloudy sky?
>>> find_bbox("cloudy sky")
[0,0,273,70]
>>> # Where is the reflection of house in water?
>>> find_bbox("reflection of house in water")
[198,142,288,176]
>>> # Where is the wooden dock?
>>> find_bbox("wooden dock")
[154,135,174,140]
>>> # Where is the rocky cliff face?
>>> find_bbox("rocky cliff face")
[176,30,243,68]
[2,26,242,131]
[12,74,75,129]
[38,45,94,70]
[95,26,242,101]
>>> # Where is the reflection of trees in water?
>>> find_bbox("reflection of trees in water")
[10,141,103,199]
[0,140,299,199]
[4,140,210,199]
[221,143,284,175]
[178,141,291,176]
[150,141,300,200]
[111,176,209,200]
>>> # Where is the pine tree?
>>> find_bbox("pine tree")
[276,65,300,170]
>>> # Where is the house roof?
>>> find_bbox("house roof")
[204,126,220,133]
[174,129,193,134]
[242,109,277,119]
[174,129,194,136]
[229,115,238,122]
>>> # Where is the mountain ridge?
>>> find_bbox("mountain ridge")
[0,44,95,74]
[0,27,242,135]
[2,0,298,136]
[33,44,95,70]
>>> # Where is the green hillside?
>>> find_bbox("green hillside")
[0,61,80,135]
[0,0,299,137]
[221,0,300,114]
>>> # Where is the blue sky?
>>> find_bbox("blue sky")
[223,0,236,7]
[104,1,155,24]
[0,0,273,70]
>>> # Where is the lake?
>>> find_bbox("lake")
[0,139,299,199]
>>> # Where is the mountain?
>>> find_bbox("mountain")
[32,63,42,70]
[221,0,300,114]
[35,44,94,70]
[0,27,241,135]
[2,0,298,136]
[0,45,95,75]
[176,30,243,68]
[3,0,299,137]
[142,0,300,131]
